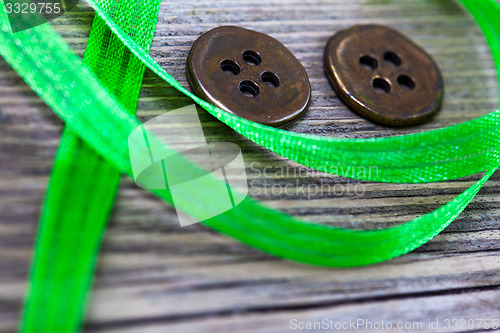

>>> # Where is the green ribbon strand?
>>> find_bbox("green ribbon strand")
[0,0,498,263]
[0,0,498,330]
[18,0,161,332]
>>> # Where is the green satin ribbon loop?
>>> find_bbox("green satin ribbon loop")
[0,0,497,263]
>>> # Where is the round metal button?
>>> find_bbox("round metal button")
[324,25,443,126]
[187,26,311,127]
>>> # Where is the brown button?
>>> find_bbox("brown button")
[187,26,311,127]
[324,25,443,126]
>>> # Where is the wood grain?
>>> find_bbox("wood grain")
[0,0,499,332]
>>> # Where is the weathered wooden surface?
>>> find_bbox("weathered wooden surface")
[0,0,499,332]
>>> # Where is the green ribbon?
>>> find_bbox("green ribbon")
[0,0,498,331]
[16,0,161,332]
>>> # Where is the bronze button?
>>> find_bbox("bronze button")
[187,26,311,127]
[324,25,443,126]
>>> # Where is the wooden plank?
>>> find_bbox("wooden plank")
[0,0,498,332]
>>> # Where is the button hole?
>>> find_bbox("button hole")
[372,77,391,93]
[242,50,262,66]
[397,74,415,90]
[239,80,260,97]
[261,71,280,88]
[383,51,402,66]
[220,59,241,75]
[359,55,378,70]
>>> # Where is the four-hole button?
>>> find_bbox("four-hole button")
[187,26,311,127]
[324,25,443,126]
